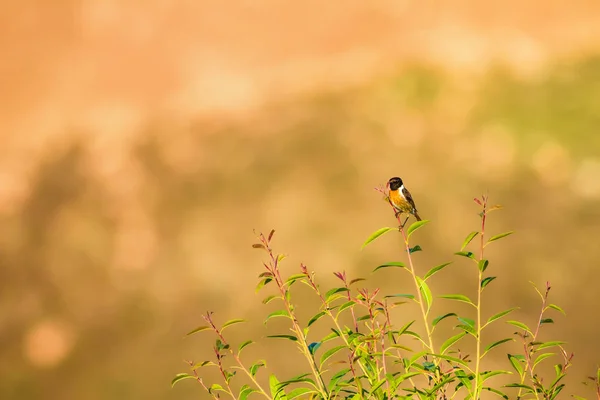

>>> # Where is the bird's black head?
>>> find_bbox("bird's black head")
[387,177,403,190]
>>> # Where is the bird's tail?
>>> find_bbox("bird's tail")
[414,212,422,221]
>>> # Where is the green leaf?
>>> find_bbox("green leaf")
[320,345,347,367]
[362,227,395,249]
[239,385,257,400]
[222,319,246,331]
[428,353,470,368]
[369,378,387,395]
[269,374,281,399]
[262,295,279,304]
[455,251,476,260]
[432,313,457,327]
[190,360,216,369]
[337,301,355,315]
[209,383,226,393]
[249,360,266,377]
[441,332,467,354]
[384,293,415,300]
[396,320,416,337]
[308,342,322,355]
[504,383,534,393]
[533,352,555,369]
[238,340,254,354]
[486,231,514,245]
[483,338,514,356]
[482,387,509,399]
[486,308,518,326]
[373,261,406,272]
[267,335,298,341]
[285,274,307,286]
[325,287,349,303]
[536,341,566,350]
[287,388,315,400]
[458,317,475,328]
[506,320,532,334]
[540,318,554,324]
[265,310,290,324]
[186,326,210,336]
[416,277,432,312]
[481,276,497,289]
[256,277,273,293]
[307,311,326,327]
[409,245,422,254]
[507,354,524,377]
[439,294,475,307]
[548,304,566,314]
[478,259,489,273]
[171,373,194,387]
[461,231,480,251]
[480,370,512,383]
[407,220,430,239]
[424,262,452,280]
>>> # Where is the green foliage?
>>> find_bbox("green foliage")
[174,194,597,400]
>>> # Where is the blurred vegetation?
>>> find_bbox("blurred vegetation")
[1,55,600,400]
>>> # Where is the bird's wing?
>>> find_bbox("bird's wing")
[402,187,418,212]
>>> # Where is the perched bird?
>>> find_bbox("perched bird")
[386,177,422,222]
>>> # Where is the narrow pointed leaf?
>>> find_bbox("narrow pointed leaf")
[262,295,279,304]
[432,313,457,327]
[533,352,555,369]
[362,227,394,249]
[540,318,554,324]
[308,341,322,355]
[308,311,326,327]
[507,354,524,376]
[439,294,475,307]
[256,277,273,293]
[267,335,298,341]
[320,345,347,367]
[506,320,532,334]
[486,308,518,326]
[171,373,194,387]
[384,293,415,300]
[264,310,290,324]
[486,231,514,245]
[287,388,315,399]
[407,220,430,239]
[478,259,489,272]
[548,304,566,314]
[483,387,509,399]
[536,341,566,350]
[373,261,406,272]
[186,326,210,336]
[481,276,497,289]
[483,338,514,355]
[416,277,432,311]
[461,231,479,251]
[455,251,476,260]
[285,274,307,285]
[441,332,467,354]
[325,287,349,303]
[238,340,254,354]
[424,262,452,280]
[222,319,246,331]
[409,245,422,253]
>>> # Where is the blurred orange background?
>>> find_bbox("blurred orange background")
[1,1,600,399]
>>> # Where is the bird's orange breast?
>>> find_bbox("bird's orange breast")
[389,190,412,212]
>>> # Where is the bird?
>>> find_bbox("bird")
[386,176,422,224]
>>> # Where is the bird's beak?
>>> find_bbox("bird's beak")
[385,181,390,189]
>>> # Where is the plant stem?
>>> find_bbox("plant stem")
[261,235,330,399]
[474,196,488,400]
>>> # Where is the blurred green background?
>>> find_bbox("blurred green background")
[1,1,600,399]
